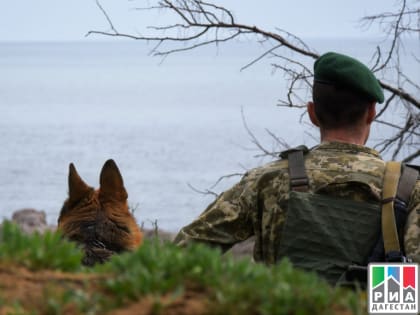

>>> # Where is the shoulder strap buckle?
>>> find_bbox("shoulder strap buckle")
[283,146,310,192]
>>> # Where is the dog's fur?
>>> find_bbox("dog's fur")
[58,159,142,266]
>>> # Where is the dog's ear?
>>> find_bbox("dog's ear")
[99,159,128,202]
[68,163,92,205]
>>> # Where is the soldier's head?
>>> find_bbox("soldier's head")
[307,52,384,142]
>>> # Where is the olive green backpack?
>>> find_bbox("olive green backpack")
[278,147,418,285]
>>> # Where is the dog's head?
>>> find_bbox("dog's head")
[58,159,142,266]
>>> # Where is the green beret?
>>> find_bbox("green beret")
[314,52,384,103]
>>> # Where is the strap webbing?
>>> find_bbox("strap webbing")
[382,162,402,254]
[397,165,419,204]
[288,150,309,192]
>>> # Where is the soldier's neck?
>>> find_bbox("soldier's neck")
[320,128,369,146]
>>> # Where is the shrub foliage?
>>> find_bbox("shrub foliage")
[0,223,365,314]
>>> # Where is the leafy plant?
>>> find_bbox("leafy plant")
[96,240,365,314]
[0,221,83,272]
[0,225,366,314]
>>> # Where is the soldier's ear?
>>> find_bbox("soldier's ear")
[307,102,320,127]
[68,163,93,206]
[99,159,128,202]
[366,102,376,125]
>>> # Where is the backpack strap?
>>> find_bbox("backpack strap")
[344,163,418,283]
[281,146,310,192]
[382,162,402,258]
[395,164,419,254]
[366,163,418,264]
[382,163,419,260]
[397,164,419,205]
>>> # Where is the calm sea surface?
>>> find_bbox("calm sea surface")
[0,39,417,231]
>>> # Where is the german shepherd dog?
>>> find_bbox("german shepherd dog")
[58,160,142,266]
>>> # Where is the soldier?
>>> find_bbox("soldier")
[174,52,420,284]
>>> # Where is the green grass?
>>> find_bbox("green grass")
[97,241,364,315]
[0,221,83,272]
[0,223,366,314]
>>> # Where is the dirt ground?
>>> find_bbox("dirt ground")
[0,264,208,315]
[0,218,252,315]
[0,264,360,315]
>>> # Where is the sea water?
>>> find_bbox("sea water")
[0,39,417,231]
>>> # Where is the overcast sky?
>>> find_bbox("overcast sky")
[0,0,399,41]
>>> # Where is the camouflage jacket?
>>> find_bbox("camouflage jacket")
[174,142,420,264]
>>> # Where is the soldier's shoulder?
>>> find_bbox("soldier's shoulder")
[238,159,289,191]
[247,158,288,176]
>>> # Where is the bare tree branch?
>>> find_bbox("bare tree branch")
[94,0,118,34]
[208,173,244,190]
[403,149,420,163]
[370,0,407,72]
[380,81,420,110]
[90,0,419,109]
[241,107,279,158]
[375,93,397,120]
[187,182,218,197]
[187,173,243,197]
[240,44,282,72]
[90,0,420,162]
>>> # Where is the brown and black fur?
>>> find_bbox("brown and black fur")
[58,159,142,266]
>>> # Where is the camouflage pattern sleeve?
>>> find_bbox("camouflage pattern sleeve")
[404,179,420,262]
[173,169,260,251]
